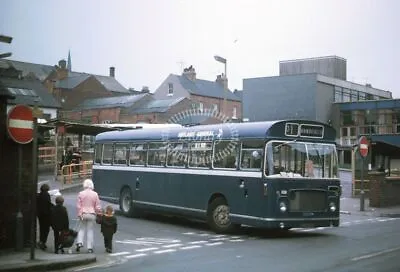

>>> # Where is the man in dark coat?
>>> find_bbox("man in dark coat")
[37,183,53,250]
[51,195,69,254]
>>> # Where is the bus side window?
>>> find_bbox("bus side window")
[167,142,188,167]
[102,144,113,165]
[240,140,264,170]
[129,144,147,166]
[113,144,128,165]
[148,142,167,167]
[94,144,102,164]
[189,142,212,168]
[213,140,238,169]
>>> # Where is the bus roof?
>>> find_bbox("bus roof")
[95,120,336,143]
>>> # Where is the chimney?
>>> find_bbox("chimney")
[141,86,150,93]
[109,66,115,78]
[56,59,68,80]
[58,59,67,69]
[182,65,196,81]
[216,73,227,87]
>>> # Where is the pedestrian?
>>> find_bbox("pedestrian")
[51,195,69,254]
[100,205,118,253]
[37,183,53,250]
[76,179,102,253]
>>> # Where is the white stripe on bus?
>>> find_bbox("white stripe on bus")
[129,199,339,223]
[93,164,262,178]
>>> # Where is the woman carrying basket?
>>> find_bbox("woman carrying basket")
[76,179,102,253]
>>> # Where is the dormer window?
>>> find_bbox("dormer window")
[168,83,174,96]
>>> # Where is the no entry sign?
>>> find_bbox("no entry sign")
[358,136,369,158]
[7,104,34,144]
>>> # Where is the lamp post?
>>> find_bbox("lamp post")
[214,55,227,115]
[0,34,13,59]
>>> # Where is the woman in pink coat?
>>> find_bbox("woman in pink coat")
[76,179,102,253]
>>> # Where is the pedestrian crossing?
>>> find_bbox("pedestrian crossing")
[106,216,400,261]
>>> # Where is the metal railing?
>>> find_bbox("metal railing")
[60,161,93,185]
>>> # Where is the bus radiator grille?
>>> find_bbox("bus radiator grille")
[289,190,326,212]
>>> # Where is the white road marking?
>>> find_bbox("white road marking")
[188,240,208,244]
[135,247,159,252]
[180,245,202,250]
[210,237,229,241]
[351,246,400,261]
[154,249,176,254]
[199,233,211,236]
[229,239,245,242]
[183,232,195,235]
[125,253,147,259]
[162,243,183,248]
[206,242,223,246]
[109,251,130,256]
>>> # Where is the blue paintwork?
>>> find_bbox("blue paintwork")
[93,120,340,230]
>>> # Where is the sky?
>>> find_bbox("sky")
[1,0,399,96]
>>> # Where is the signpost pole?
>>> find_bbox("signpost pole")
[30,102,40,260]
[360,157,365,211]
[358,136,369,212]
[16,144,23,251]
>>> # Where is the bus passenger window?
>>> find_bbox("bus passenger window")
[167,143,188,167]
[102,144,113,164]
[113,144,128,165]
[148,142,167,167]
[240,140,264,170]
[94,144,102,164]
[129,144,147,166]
[189,142,212,168]
[213,141,238,169]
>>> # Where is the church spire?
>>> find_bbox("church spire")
[67,50,72,72]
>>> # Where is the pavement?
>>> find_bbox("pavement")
[0,174,400,272]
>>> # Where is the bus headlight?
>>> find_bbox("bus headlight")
[279,202,287,213]
[329,202,336,212]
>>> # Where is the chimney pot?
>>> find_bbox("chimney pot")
[109,66,115,77]
[58,59,67,69]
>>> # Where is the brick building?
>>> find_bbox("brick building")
[44,60,130,112]
[152,66,242,121]
[62,93,201,125]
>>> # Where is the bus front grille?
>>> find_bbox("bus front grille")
[289,190,326,212]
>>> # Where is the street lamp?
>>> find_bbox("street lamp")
[0,34,13,59]
[214,55,227,115]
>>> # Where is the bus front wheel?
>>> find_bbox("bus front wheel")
[207,197,236,233]
[119,187,138,217]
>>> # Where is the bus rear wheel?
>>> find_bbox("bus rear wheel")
[119,187,137,217]
[207,197,236,233]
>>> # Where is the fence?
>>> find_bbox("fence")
[39,146,56,165]
[61,161,93,185]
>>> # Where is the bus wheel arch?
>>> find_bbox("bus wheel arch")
[119,186,139,217]
[207,194,236,233]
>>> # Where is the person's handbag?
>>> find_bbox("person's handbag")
[96,213,103,224]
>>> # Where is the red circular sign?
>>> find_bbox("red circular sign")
[7,104,34,144]
[359,136,369,158]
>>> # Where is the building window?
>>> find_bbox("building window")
[343,88,351,102]
[232,107,237,118]
[212,104,218,112]
[199,103,203,111]
[168,83,173,95]
[334,86,342,102]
